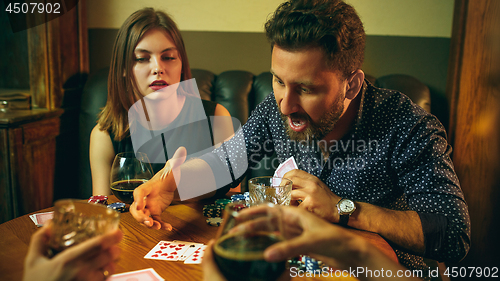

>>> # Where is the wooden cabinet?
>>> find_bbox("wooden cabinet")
[0,109,62,223]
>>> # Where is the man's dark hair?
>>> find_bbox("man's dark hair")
[265,0,365,78]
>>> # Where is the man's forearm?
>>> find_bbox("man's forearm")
[349,202,425,255]
[173,158,218,201]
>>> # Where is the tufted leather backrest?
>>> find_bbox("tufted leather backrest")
[78,68,431,198]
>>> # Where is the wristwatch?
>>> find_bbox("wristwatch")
[336,198,356,225]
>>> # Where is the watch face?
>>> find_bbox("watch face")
[339,199,355,213]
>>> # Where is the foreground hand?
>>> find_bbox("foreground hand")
[285,169,340,222]
[130,147,187,230]
[23,223,123,281]
[202,240,227,281]
[263,206,367,270]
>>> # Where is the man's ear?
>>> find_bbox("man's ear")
[345,69,365,100]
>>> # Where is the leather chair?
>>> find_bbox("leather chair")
[78,68,431,198]
[375,74,431,113]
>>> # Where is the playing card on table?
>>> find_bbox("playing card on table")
[173,240,204,261]
[144,241,192,261]
[108,268,164,281]
[184,245,207,264]
[29,211,54,227]
[273,156,298,185]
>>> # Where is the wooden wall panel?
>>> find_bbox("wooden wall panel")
[447,0,500,269]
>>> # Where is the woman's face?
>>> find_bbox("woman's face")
[132,28,183,97]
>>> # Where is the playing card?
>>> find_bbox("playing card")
[184,245,207,264]
[173,240,204,261]
[108,268,164,281]
[273,156,298,185]
[144,241,192,261]
[30,211,54,227]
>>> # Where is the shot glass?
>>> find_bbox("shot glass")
[248,176,293,205]
[48,199,120,256]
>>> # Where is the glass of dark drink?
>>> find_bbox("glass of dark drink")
[110,152,153,204]
[213,202,287,281]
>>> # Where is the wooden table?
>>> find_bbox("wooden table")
[0,196,398,280]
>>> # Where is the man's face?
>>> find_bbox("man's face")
[271,46,348,143]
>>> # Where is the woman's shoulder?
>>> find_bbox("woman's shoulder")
[91,124,110,139]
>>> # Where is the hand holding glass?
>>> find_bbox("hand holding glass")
[213,202,286,281]
[110,152,153,204]
[48,200,120,256]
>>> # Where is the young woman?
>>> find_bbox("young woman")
[90,8,233,196]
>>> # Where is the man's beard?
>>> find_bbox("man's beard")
[279,90,345,145]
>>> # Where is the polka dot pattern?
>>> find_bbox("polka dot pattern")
[212,82,471,273]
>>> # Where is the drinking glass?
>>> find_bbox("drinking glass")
[248,176,293,205]
[110,152,153,204]
[48,199,120,257]
[213,202,286,281]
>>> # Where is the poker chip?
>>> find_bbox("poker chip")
[203,212,222,218]
[206,217,223,226]
[203,210,222,217]
[88,195,108,205]
[304,256,320,272]
[230,194,245,202]
[215,198,231,206]
[107,202,127,212]
[203,204,224,211]
[203,203,224,217]
[288,258,303,269]
[233,202,248,211]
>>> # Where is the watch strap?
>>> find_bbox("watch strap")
[339,214,350,225]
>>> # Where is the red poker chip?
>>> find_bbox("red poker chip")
[88,195,108,205]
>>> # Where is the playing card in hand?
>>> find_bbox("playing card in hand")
[108,268,164,281]
[184,245,207,264]
[273,156,298,185]
[144,241,192,261]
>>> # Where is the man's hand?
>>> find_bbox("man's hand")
[285,169,340,223]
[130,147,187,230]
[261,206,418,281]
[23,223,123,281]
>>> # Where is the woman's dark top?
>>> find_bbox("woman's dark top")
[109,96,218,174]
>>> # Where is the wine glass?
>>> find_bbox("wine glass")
[110,152,153,204]
[213,202,287,281]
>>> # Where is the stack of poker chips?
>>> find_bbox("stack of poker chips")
[87,195,128,213]
[288,257,305,271]
[303,256,322,272]
[230,192,250,203]
[203,203,224,218]
[88,195,108,205]
[107,202,127,212]
[206,217,223,226]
